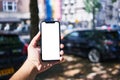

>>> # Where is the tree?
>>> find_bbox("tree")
[112,0,117,3]
[29,0,39,40]
[84,0,117,29]
[84,0,101,29]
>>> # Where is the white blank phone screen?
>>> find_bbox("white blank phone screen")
[41,22,60,61]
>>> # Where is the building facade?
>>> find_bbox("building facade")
[0,0,30,31]
[97,0,120,27]
[0,0,120,31]
[61,0,92,29]
[0,0,30,19]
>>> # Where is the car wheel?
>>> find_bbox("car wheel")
[88,49,101,63]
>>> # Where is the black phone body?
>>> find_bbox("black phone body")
[40,21,60,61]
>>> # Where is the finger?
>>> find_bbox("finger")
[60,50,64,56]
[61,35,64,40]
[30,32,41,47]
[60,57,65,63]
[60,44,64,49]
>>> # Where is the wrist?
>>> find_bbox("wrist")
[10,59,40,80]
[25,59,39,76]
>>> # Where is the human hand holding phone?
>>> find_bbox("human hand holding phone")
[10,32,64,80]
[28,32,64,73]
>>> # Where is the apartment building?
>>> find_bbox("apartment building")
[61,0,120,28]
[0,0,30,30]
[61,0,92,29]
[0,0,30,19]
[97,0,120,27]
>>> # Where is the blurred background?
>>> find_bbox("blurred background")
[0,0,120,35]
[0,0,120,80]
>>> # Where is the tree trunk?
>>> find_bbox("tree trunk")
[29,0,39,40]
[92,6,96,30]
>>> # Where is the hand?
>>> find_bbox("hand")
[27,32,64,73]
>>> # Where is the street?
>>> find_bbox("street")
[36,54,120,80]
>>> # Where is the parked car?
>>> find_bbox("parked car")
[0,31,28,79]
[62,29,120,63]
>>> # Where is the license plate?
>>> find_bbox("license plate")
[0,67,14,76]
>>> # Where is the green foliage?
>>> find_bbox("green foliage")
[84,0,92,13]
[84,0,101,13]
[95,2,101,9]
[112,0,117,3]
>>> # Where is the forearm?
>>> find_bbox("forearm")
[9,59,39,80]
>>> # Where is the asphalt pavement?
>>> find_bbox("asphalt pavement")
[36,54,120,80]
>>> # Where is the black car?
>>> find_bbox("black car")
[0,31,28,79]
[62,29,120,63]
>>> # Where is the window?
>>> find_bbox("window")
[66,31,80,40]
[80,31,93,38]
[104,31,119,40]
[3,1,17,12]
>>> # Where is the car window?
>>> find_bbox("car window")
[95,31,119,40]
[94,31,104,39]
[65,31,80,40]
[80,31,92,38]
[103,31,119,40]
[0,36,4,43]
[0,35,21,44]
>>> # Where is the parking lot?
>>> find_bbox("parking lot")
[36,54,120,80]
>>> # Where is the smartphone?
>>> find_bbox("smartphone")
[40,21,60,61]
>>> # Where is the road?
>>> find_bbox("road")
[36,54,120,80]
